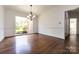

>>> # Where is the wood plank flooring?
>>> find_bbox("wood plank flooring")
[65,34,79,54]
[0,33,64,54]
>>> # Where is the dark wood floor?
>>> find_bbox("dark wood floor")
[0,33,64,54]
[65,34,79,54]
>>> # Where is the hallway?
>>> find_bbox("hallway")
[65,34,79,53]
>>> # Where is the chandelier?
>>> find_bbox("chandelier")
[27,5,36,21]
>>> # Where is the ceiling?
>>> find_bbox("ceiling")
[4,5,79,15]
[4,5,54,15]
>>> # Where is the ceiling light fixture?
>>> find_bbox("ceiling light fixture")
[27,5,36,21]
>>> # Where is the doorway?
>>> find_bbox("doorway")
[65,11,78,38]
[70,18,77,34]
[65,9,79,53]
[15,16,31,35]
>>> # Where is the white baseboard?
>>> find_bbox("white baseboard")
[0,36,4,42]
[39,32,64,39]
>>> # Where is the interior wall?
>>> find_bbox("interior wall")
[65,11,70,38]
[0,6,4,41]
[3,5,79,39]
[33,16,38,33]
[4,8,26,37]
[38,6,79,39]
[77,16,79,34]
[4,8,38,37]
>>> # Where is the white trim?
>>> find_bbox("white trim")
[0,36,4,42]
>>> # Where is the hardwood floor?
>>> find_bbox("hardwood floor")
[65,34,79,54]
[0,33,64,54]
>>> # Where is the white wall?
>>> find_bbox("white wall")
[4,5,79,39]
[33,16,38,33]
[4,8,38,37]
[4,8,27,37]
[0,6,4,41]
[38,6,79,39]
